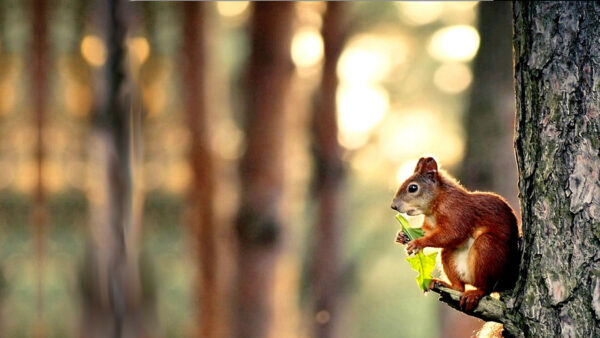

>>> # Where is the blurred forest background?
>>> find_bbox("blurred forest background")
[0,1,518,337]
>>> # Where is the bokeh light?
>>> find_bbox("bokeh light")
[81,35,107,67]
[428,25,480,62]
[291,26,324,69]
[64,79,92,116]
[433,62,473,93]
[379,110,464,167]
[128,36,150,65]
[397,2,443,26]
[216,1,250,18]
[445,1,479,11]
[338,35,395,84]
[396,159,419,185]
[337,84,389,149]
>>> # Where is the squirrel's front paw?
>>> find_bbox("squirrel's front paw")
[406,240,422,255]
[395,231,410,244]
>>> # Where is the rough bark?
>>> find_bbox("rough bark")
[443,2,516,336]
[233,3,295,338]
[511,2,600,337]
[310,3,347,338]
[431,3,600,337]
[181,3,218,338]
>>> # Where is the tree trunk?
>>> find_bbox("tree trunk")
[31,0,48,336]
[444,2,516,336]
[510,2,600,336]
[461,1,519,211]
[83,0,145,336]
[310,3,346,338]
[233,3,295,338]
[181,3,218,338]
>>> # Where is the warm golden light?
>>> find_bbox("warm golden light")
[338,35,395,84]
[379,110,464,167]
[81,35,107,67]
[165,162,191,194]
[337,84,389,149]
[398,2,443,26]
[291,27,324,69]
[350,144,384,175]
[44,160,66,193]
[128,37,150,65]
[0,81,15,114]
[428,25,480,62]
[433,62,473,94]
[446,1,479,11]
[14,161,36,192]
[396,159,418,185]
[142,82,167,117]
[216,1,249,17]
[64,79,92,116]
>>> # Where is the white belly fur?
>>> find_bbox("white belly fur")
[453,238,475,284]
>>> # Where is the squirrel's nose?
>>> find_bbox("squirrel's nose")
[391,203,399,211]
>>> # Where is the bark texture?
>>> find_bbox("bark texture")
[511,2,600,337]
[310,3,347,338]
[182,3,218,338]
[233,3,295,338]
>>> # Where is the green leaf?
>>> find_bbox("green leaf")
[406,251,438,291]
[395,213,438,291]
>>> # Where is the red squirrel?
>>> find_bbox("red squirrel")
[391,157,520,311]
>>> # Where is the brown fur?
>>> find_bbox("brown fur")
[391,157,520,311]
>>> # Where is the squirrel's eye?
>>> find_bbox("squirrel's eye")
[408,184,418,193]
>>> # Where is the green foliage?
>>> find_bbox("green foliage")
[395,214,437,292]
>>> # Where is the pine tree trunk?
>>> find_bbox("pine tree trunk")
[233,3,295,338]
[509,2,600,336]
[310,3,346,338]
[181,3,218,338]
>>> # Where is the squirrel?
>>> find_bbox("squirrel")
[391,156,520,311]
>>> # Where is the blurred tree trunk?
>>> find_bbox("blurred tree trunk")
[310,3,347,338]
[31,0,48,336]
[445,2,515,337]
[460,1,519,211]
[233,3,295,338]
[83,0,145,336]
[181,3,218,338]
[504,2,600,336]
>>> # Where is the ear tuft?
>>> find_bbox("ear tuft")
[417,156,438,173]
[425,170,437,182]
[414,157,427,173]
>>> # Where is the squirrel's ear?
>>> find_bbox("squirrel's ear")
[419,157,438,173]
[425,170,437,182]
[414,157,426,173]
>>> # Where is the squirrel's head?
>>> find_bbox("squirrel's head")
[391,156,439,216]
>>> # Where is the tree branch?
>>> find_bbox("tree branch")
[430,285,507,324]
